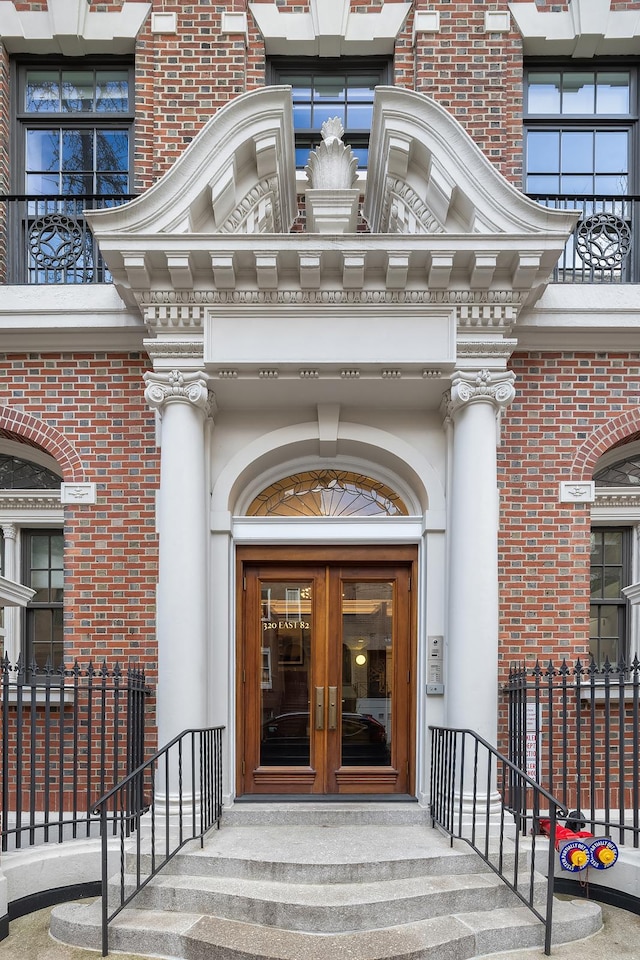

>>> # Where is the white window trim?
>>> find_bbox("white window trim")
[0,492,63,667]
[591,487,640,665]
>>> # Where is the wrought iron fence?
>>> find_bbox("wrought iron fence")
[430,725,565,956]
[0,194,135,284]
[529,194,640,283]
[505,656,640,848]
[94,726,224,957]
[0,656,150,851]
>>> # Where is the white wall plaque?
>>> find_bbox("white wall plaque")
[61,483,97,505]
[559,481,595,503]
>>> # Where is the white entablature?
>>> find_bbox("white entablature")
[87,85,576,326]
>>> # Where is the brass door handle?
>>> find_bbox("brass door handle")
[328,686,338,730]
[315,686,325,730]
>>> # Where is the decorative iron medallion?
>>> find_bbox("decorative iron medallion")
[28,214,84,269]
[575,212,631,270]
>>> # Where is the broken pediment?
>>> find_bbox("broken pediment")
[87,85,577,311]
[86,87,298,239]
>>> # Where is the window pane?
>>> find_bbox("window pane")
[527,73,561,113]
[51,535,63,567]
[61,71,94,111]
[30,536,50,568]
[561,131,593,173]
[288,76,312,99]
[595,131,628,172]
[96,71,129,112]
[562,72,595,114]
[26,173,59,194]
[346,103,373,129]
[97,173,128,195]
[560,174,594,194]
[293,104,312,129]
[315,76,346,100]
[526,175,560,193]
[604,570,622,597]
[590,568,603,596]
[26,71,60,112]
[351,145,368,168]
[62,129,94,171]
[347,76,378,99]
[604,531,623,563]
[313,104,346,128]
[96,130,129,171]
[30,570,51,602]
[27,129,59,171]
[527,131,559,173]
[595,175,628,194]
[596,73,630,114]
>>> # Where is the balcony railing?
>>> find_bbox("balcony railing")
[1,192,639,285]
[0,194,136,284]
[528,194,639,283]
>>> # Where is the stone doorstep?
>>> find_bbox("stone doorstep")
[50,898,602,960]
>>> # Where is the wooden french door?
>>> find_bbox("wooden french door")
[236,546,416,795]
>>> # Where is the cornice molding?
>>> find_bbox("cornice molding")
[509,0,640,57]
[0,0,151,54]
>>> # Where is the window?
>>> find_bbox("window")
[524,64,638,281]
[22,530,64,673]
[590,527,630,667]
[0,447,63,671]
[525,68,632,196]
[269,59,391,168]
[12,59,134,283]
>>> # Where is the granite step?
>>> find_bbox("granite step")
[50,897,602,960]
[115,868,544,933]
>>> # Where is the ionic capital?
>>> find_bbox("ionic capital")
[143,370,213,416]
[449,369,516,417]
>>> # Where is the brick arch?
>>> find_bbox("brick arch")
[0,407,85,482]
[571,409,640,479]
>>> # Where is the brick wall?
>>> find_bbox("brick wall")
[499,352,640,679]
[0,353,159,676]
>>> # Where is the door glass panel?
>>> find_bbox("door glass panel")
[260,581,312,767]
[341,581,392,766]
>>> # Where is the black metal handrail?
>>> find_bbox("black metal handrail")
[528,194,640,283]
[93,725,224,957]
[0,193,136,284]
[430,725,567,956]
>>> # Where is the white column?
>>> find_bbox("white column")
[446,369,515,747]
[144,370,212,750]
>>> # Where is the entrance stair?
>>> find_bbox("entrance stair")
[50,803,602,960]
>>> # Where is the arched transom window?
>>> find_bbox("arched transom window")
[247,470,409,517]
[594,453,640,486]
